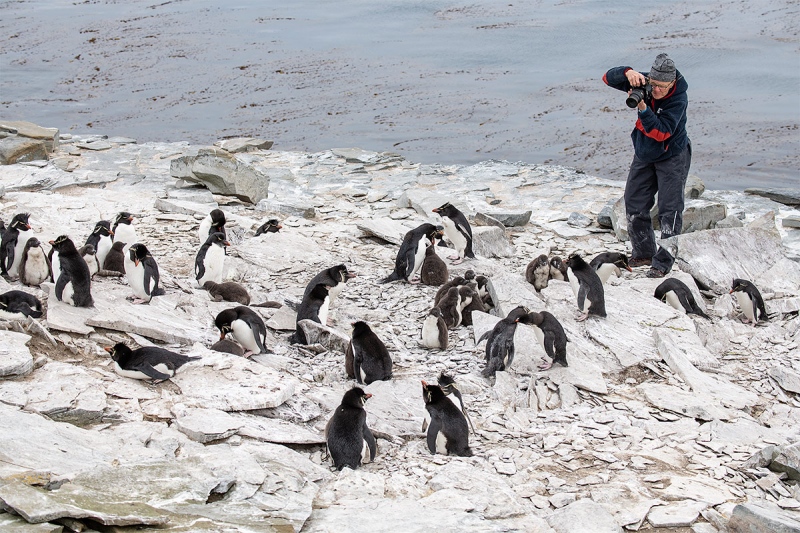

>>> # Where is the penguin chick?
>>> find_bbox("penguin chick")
[79,244,100,279]
[104,343,200,382]
[0,213,32,278]
[380,223,443,284]
[84,220,114,268]
[215,306,269,356]
[730,278,767,325]
[567,254,606,321]
[350,321,393,385]
[589,252,632,284]
[549,256,569,282]
[325,387,377,470]
[50,235,94,308]
[525,254,551,292]
[290,283,330,345]
[0,290,44,319]
[103,241,127,275]
[654,278,710,319]
[112,212,137,247]
[422,381,472,456]
[303,264,356,324]
[477,305,528,377]
[459,284,485,327]
[434,276,465,307]
[18,237,51,287]
[437,286,462,329]
[255,218,282,236]
[210,339,246,357]
[520,311,569,370]
[432,202,475,264]
[195,232,229,287]
[421,307,448,350]
[203,280,250,305]
[420,243,449,286]
[437,373,476,434]
[198,208,227,243]
[125,243,166,304]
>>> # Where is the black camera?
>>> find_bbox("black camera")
[626,79,652,108]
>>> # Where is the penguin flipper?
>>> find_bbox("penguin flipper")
[362,425,377,461]
[134,363,172,381]
[242,315,268,353]
[543,330,557,361]
[143,266,155,297]
[0,238,15,274]
[576,283,588,312]
[476,329,491,345]
[426,418,442,454]
[194,256,206,281]
[55,272,69,301]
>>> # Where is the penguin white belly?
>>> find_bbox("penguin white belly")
[664,291,685,313]
[361,438,373,464]
[409,238,428,278]
[83,255,99,278]
[531,324,545,350]
[421,316,442,348]
[61,280,75,306]
[435,429,448,454]
[735,291,756,323]
[327,282,345,305]
[24,248,50,285]
[232,319,260,353]
[596,263,621,284]
[114,226,137,247]
[0,309,26,320]
[51,251,62,283]
[567,268,580,297]
[114,361,171,380]
[441,217,467,257]
[197,245,225,286]
[198,216,212,243]
[359,366,367,383]
[10,230,32,277]
[318,296,330,326]
[125,259,148,299]
[96,236,113,267]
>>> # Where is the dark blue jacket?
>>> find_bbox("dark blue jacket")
[604,66,689,163]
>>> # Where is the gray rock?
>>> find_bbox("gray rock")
[638,383,730,421]
[215,137,274,153]
[610,197,628,241]
[472,226,515,258]
[655,475,732,506]
[173,149,270,204]
[397,189,449,216]
[769,366,800,395]
[256,198,316,219]
[685,174,705,199]
[715,214,744,228]
[76,140,113,151]
[547,499,622,533]
[428,462,529,519]
[356,219,413,245]
[680,199,727,233]
[154,197,217,217]
[782,215,800,228]
[265,306,298,331]
[0,120,59,151]
[597,199,615,228]
[771,442,800,481]
[0,331,33,377]
[727,502,800,533]
[567,212,592,228]
[473,212,506,228]
[0,136,49,165]
[647,501,706,528]
[173,407,243,443]
[482,211,532,227]
[234,412,325,444]
[296,320,350,353]
[745,187,800,206]
[485,271,545,317]
[331,147,381,164]
[0,514,63,532]
[107,136,137,144]
[233,233,335,273]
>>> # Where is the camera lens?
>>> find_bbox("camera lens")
[626,88,644,108]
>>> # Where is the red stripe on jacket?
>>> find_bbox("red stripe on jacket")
[636,119,671,142]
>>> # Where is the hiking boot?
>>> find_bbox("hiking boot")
[629,257,652,268]
[646,267,666,279]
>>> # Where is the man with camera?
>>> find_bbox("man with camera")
[603,53,691,278]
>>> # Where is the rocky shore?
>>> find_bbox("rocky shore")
[0,122,799,532]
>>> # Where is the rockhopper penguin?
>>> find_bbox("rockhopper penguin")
[325,387,377,470]
[432,202,475,264]
[104,343,200,382]
[380,223,443,284]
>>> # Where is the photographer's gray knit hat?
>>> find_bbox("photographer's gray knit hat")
[649,53,676,82]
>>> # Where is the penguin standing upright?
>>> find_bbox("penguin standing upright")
[477,305,528,377]
[432,202,474,264]
[302,264,356,324]
[380,223,443,284]
[195,232,229,287]
[525,254,551,292]
[255,218,282,236]
[79,244,100,278]
[325,387,377,471]
[434,276,465,307]
[84,220,114,268]
[420,243,449,286]
[0,290,44,319]
[124,243,166,304]
[567,254,606,321]
[103,241,127,274]
[421,380,472,456]
[589,252,632,284]
[0,213,32,278]
[198,209,227,243]
[112,212,137,248]
[50,235,93,308]
[520,311,569,370]
[730,278,767,325]
[349,321,393,385]
[215,306,269,356]
[18,237,51,287]
[549,256,569,282]
[104,343,200,381]
[437,373,476,434]
[421,307,448,349]
[654,278,710,319]
[290,283,330,345]
[203,280,250,305]
[437,286,462,329]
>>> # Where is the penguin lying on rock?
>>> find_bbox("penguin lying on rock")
[0,290,44,319]
[255,218,282,236]
[105,343,200,382]
[654,278,710,319]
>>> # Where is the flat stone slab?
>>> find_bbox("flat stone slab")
[265,305,298,331]
[638,383,731,421]
[646,500,706,528]
[485,271,545,317]
[172,346,298,411]
[0,513,63,532]
[655,475,732,506]
[233,412,325,444]
[472,225,515,258]
[0,330,33,377]
[173,407,244,443]
[233,233,335,272]
[547,499,622,533]
[744,187,800,206]
[154,197,217,217]
[362,378,431,437]
[356,218,413,245]
[768,365,800,394]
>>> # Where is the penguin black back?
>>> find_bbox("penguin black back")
[521,310,569,369]
[567,254,606,320]
[477,305,527,377]
[195,232,229,285]
[105,343,200,381]
[326,387,377,470]
[432,202,474,262]
[0,213,31,276]
[350,321,393,385]
[437,372,475,434]
[215,306,268,355]
[422,381,472,456]
[50,235,93,308]
[653,278,710,319]
[730,278,767,325]
[380,223,442,283]
[128,242,165,300]
[255,218,282,236]
[0,290,44,318]
[291,283,330,345]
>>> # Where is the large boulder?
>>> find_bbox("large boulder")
[170,148,270,204]
[0,120,59,151]
[0,136,48,165]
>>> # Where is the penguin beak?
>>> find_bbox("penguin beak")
[109,229,114,236]
[103,346,112,353]
[364,393,372,400]
[346,272,357,279]
[223,241,231,247]
[421,380,428,387]
[729,289,734,294]
[625,265,633,272]
[25,224,32,230]
[134,258,140,267]
[48,240,55,245]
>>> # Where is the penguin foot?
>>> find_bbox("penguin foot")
[575,312,589,322]
[409,278,421,285]
[538,361,553,370]
[242,350,255,358]
[449,258,464,265]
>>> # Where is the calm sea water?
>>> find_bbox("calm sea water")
[1,0,798,190]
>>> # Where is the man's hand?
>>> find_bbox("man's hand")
[625,69,647,87]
